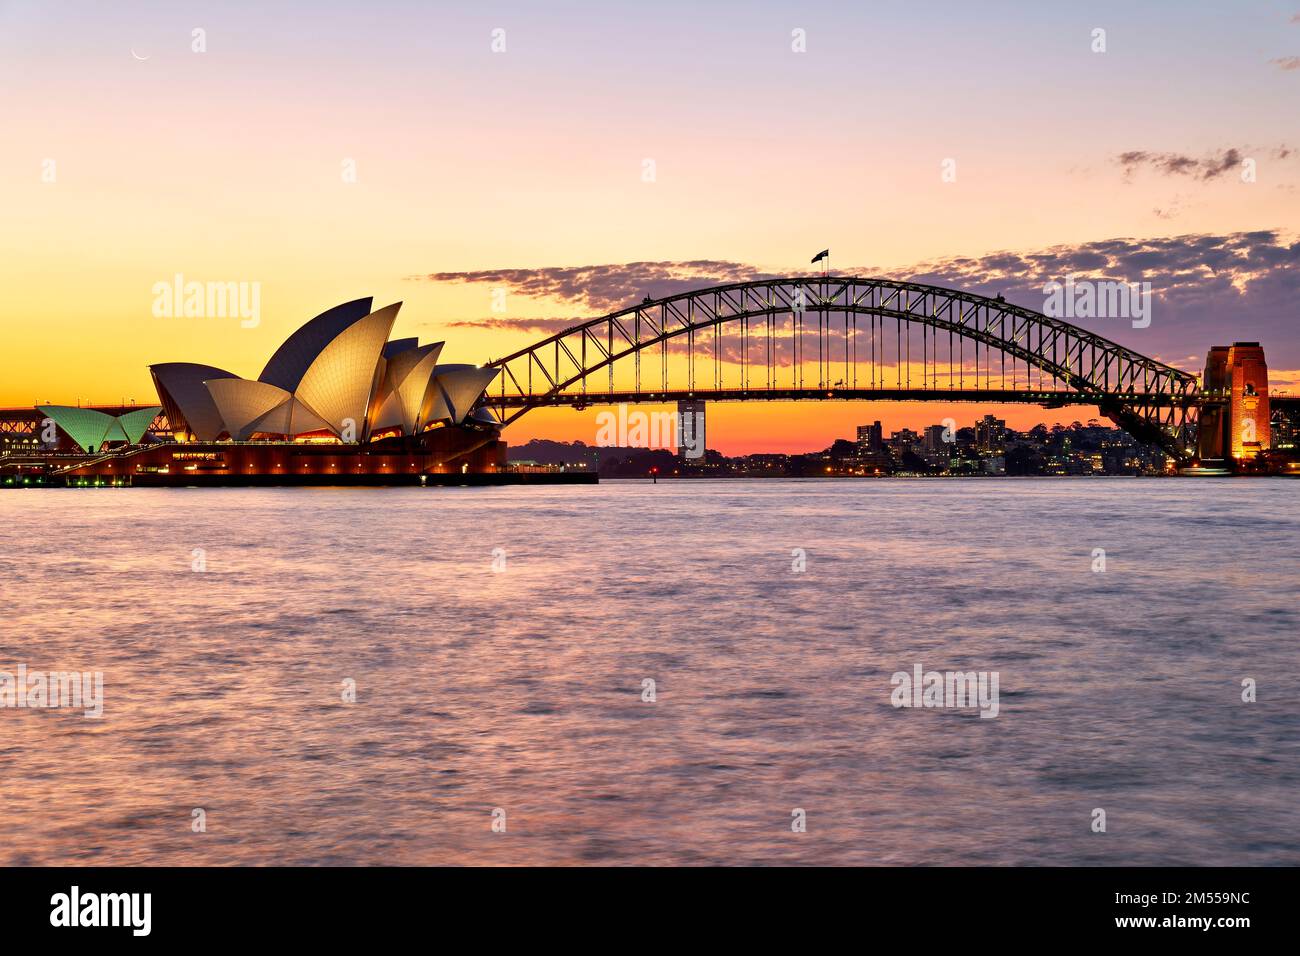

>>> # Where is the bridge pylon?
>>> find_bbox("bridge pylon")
[1194,342,1269,470]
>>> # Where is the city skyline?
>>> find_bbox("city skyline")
[513,409,1192,476]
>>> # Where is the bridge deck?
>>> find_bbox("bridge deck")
[484,388,1219,410]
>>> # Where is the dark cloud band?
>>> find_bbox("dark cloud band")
[413,230,1300,367]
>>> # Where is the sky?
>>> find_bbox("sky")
[1,0,1297,453]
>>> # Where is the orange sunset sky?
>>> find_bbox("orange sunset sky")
[2,1,1297,454]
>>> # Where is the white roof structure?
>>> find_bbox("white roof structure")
[292,302,399,437]
[149,298,498,443]
[371,342,444,436]
[422,365,501,426]
[382,337,420,358]
[204,379,330,442]
[258,297,375,391]
[149,363,240,441]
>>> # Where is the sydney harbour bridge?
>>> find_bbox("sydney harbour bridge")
[477,276,1252,465]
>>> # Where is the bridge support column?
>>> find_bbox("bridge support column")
[1227,342,1270,463]
[1197,342,1270,469]
[1196,346,1230,464]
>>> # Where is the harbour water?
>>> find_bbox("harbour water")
[1,478,1296,865]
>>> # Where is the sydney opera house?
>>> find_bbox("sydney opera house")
[1,298,519,485]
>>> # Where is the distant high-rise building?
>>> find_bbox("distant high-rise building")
[856,421,883,453]
[1270,398,1298,454]
[922,424,949,454]
[976,415,1006,454]
[889,428,920,455]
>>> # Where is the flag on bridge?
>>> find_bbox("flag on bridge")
[810,249,829,265]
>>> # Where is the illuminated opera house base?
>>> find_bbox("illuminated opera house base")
[3,434,593,486]
[0,297,595,487]
[63,429,512,487]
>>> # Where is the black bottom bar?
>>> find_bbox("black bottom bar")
[0,866,1281,943]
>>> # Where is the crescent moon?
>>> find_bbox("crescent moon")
[130,48,150,61]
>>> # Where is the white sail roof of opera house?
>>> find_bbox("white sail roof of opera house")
[290,302,400,437]
[204,379,333,443]
[257,297,375,392]
[382,338,419,358]
[370,341,445,436]
[147,297,500,443]
[423,365,500,426]
[149,362,240,441]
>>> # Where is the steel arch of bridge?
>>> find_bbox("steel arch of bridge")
[480,277,1205,460]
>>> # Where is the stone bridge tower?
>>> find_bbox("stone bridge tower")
[1197,342,1269,466]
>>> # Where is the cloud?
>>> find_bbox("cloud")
[410,260,778,314]
[1271,55,1300,71]
[415,231,1300,367]
[1115,148,1247,180]
[898,230,1300,367]
[441,316,580,335]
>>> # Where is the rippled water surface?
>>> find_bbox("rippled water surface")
[1,478,1296,865]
